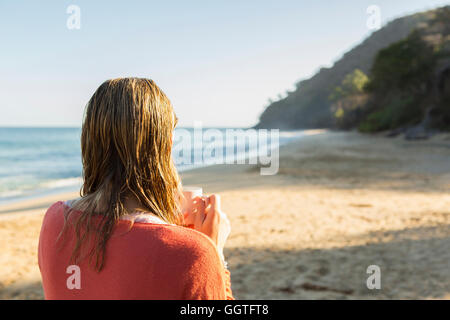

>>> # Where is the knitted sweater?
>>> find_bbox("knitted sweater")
[38,201,234,300]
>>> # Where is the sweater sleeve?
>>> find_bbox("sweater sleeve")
[223,268,234,300]
[181,233,234,300]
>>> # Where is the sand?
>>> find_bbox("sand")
[1,130,450,299]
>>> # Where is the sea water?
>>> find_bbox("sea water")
[0,127,306,204]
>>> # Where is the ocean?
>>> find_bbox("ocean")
[0,127,306,204]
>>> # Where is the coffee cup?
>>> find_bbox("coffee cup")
[181,186,203,227]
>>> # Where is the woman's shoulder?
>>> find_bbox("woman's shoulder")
[42,201,220,263]
[43,200,78,221]
[45,200,76,213]
[43,201,66,219]
[148,222,218,256]
[156,225,223,271]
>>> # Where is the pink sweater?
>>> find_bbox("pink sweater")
[38,201,234,300]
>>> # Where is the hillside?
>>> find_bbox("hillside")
[255,6,448,130]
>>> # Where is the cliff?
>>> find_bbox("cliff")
[255,7,447,130]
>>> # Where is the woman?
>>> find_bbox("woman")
[38,78,233,300]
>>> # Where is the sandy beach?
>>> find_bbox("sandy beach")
[1,130,450,300]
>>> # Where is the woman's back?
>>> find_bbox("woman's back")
[38,78,233,300]
[38,201,232,300]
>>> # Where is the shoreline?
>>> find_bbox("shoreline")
[0,126,309,207]
[0,129,324,211]
[1,130,450,299]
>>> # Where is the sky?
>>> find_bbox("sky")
[1,0,449,128]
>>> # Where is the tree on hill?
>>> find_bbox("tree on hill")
[329,69,369,129]
[358,32,437,132]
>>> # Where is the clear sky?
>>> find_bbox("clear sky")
[1,0,449,128]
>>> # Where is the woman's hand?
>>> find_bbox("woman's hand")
[187,194,231,259]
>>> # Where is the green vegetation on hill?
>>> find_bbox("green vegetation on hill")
[335,12,450,133]
[334,32,438,133]
[329,69,369,129]
[366,32,436,93]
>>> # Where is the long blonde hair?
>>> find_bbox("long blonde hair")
[60,78,182,271]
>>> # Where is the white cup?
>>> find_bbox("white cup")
[183,186,203,200]
[181,186,203,226]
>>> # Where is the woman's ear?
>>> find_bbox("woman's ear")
[168,131,174,154]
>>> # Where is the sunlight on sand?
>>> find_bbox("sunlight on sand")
[1,131,450,299]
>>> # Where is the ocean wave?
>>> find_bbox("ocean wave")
[0,190,25,198]
[40,177,83,189]
[0,177,83,202]
[0,128,310,203]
